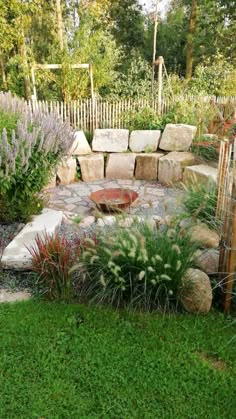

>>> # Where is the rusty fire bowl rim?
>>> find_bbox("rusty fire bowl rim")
[89,188,139,212]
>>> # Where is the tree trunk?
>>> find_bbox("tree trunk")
[56,0,64,50]
[185,0,198,80]
[0,49,8,91]
[151,0,159,96]
[19,35,31,101]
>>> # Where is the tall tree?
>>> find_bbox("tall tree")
[185,0,198,80]
[55,0,64,50]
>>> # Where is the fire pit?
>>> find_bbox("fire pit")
[89,188,138,212]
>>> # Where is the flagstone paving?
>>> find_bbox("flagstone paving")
[45,179,185,219]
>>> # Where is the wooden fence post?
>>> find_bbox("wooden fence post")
[224,186,236,314]
[157,56,164,116]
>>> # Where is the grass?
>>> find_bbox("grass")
[0,300,236,418]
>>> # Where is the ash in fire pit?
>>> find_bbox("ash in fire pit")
[89,188,138,212]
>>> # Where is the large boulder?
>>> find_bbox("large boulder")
[68,131,92,155]
[158,151,195,185]
[190,223,220,249]
[78,154,104,182]
[135,153,164,180]
[159,124,197,151]
[183,165,218,186]
[106,153,136,179]
[57,157,77,185]
[92,129,129,152]
[180,268,213,314]
[129,130,161,152]
[194,249,219,274]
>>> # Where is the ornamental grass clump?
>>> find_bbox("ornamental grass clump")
[29,233,80,302]
[76,223,197,310]
[183,179,218,229]
[0,92,74,223]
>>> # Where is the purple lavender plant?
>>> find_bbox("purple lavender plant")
[0,92,75,222]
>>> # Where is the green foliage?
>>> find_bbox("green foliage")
[73,215,82,225]
[0,110,18,135]
[109,0,146,54]
[110,53,152,99]
[183,180,218,227]
[191,136,220,161]
[124,107,164,131]
[0,301,236,418]
[84,130,93,144]
[190,58,236,97]
[167,97,216,138]
[29,233,80,302]
[77,223,197,310]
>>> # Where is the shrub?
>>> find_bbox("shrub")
[167,97,216,138]
[191,136,220,161]
[183,180,218,228]
[29,233,80,302]
[124,107,167,132]
[0,92,74,223]
[76,223,197,310]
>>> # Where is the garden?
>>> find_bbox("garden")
[0,89,236,418]
[1,0,236,417]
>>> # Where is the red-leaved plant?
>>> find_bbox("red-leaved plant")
[29,232,80,302]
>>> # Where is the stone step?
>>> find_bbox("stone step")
[1,209,63,271]
[183,164,218,186]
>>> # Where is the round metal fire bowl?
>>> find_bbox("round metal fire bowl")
[89,188,138,212]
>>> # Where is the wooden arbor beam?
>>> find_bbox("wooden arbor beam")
[31,63,94,100]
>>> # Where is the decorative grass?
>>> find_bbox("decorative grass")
[0,300,235,418]
[76,223,197,310]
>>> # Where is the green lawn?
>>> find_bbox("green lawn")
[0,301,236,419]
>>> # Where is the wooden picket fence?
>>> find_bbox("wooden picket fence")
[29,95,236,133]
[217,139,236,314]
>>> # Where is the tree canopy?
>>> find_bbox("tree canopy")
[0,0,235,99]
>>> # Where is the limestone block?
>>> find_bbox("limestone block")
[135,153,164,181]
[180,268,213,314]
[92,129,129,152]
[78,153,104,181]
[1,209,63,270]
[129,130,161,152]
[183,165,218,186]
[68,131,92,155]
[158,151,195,185]
[57,157,77,185]
[159,124,197,151]
[106,153,136,179]
[0,290,31,303]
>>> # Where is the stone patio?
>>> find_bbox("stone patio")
[45,179,185,218]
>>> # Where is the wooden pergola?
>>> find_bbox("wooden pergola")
[31,63,94,100]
